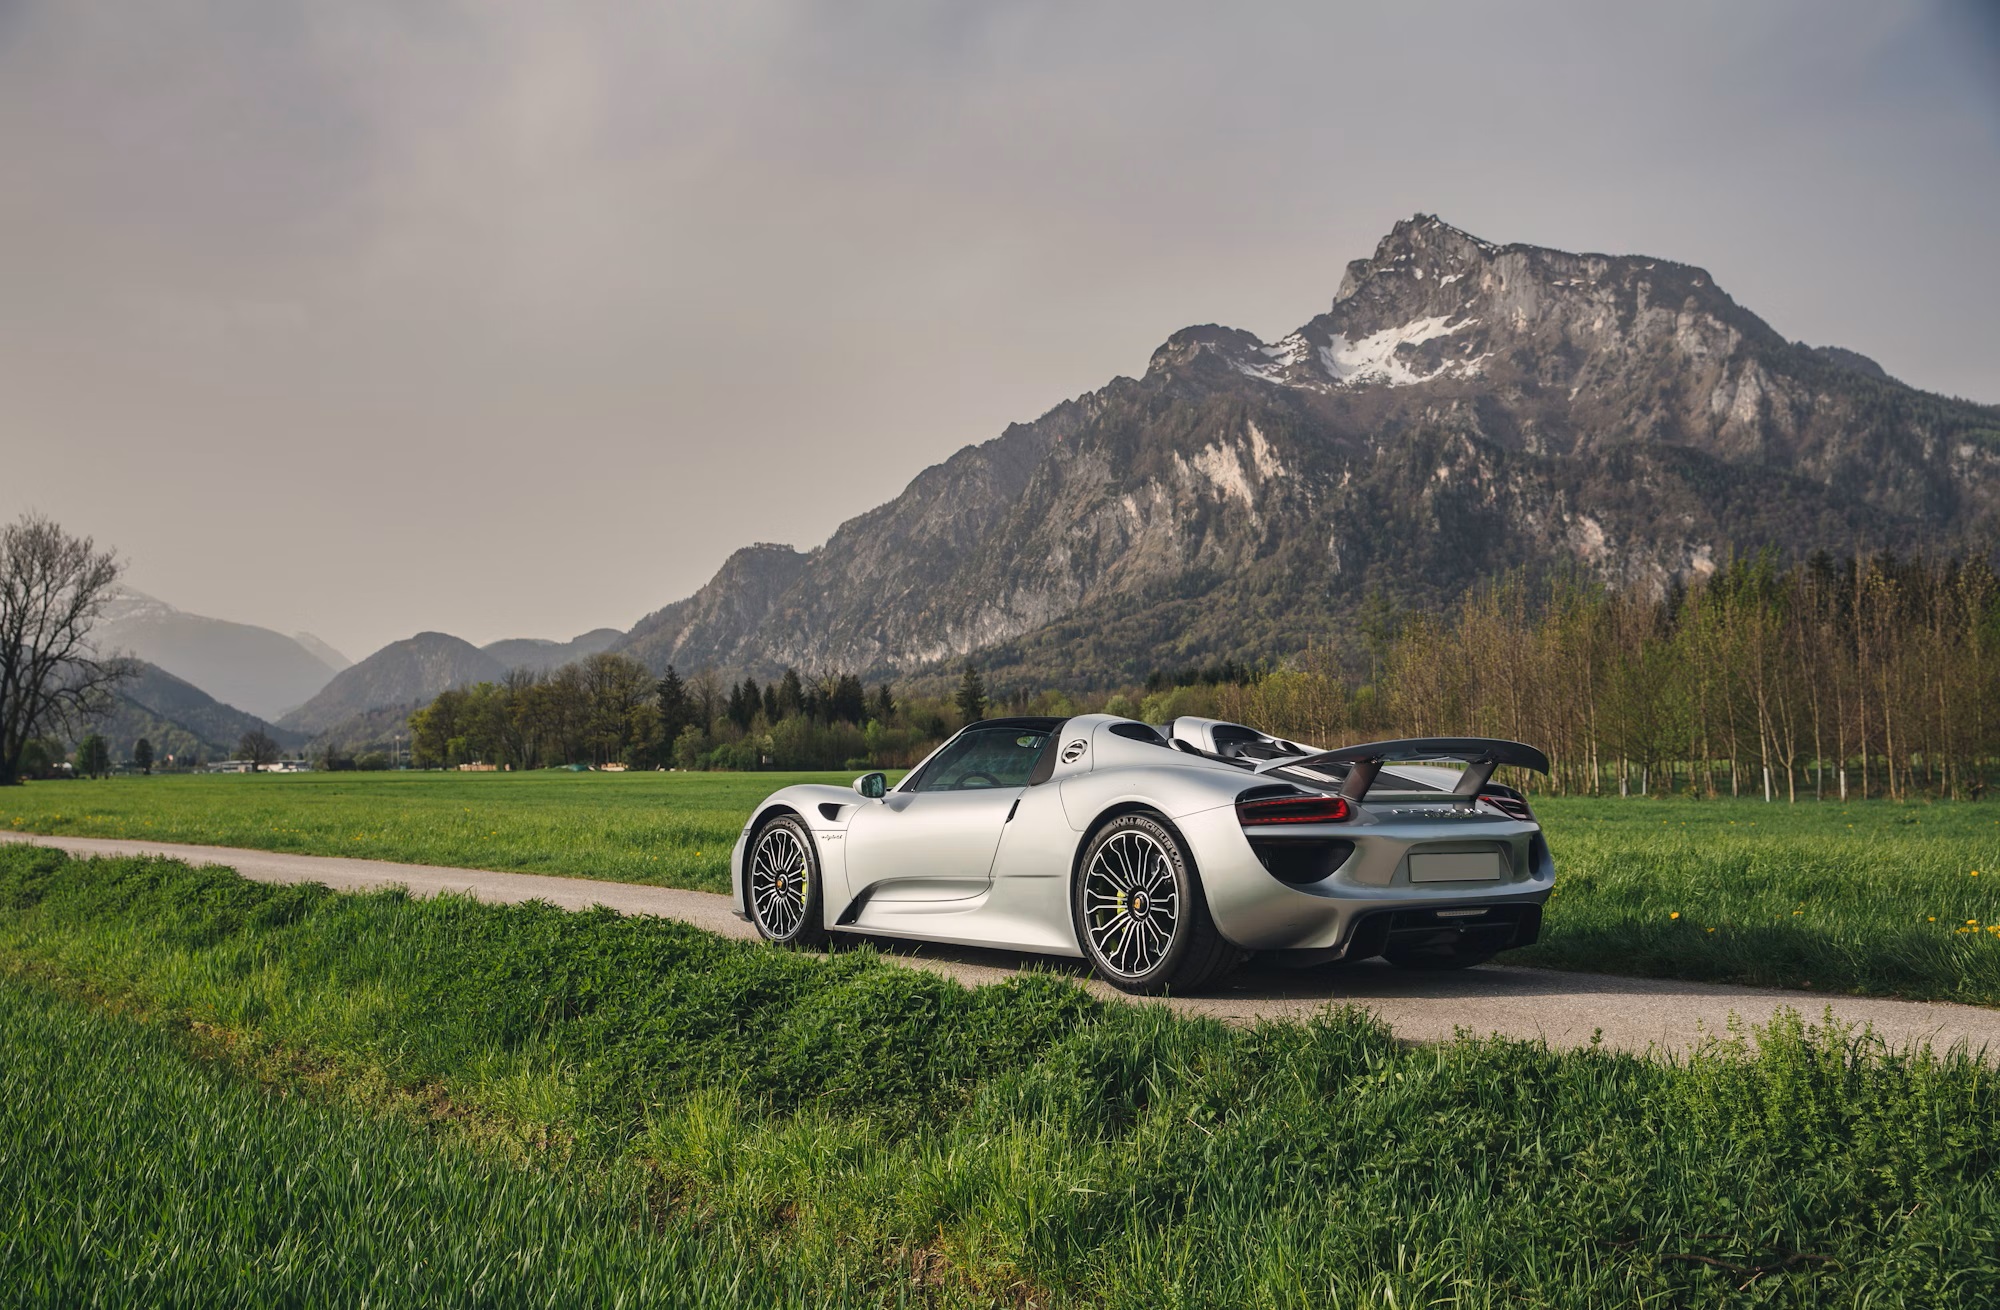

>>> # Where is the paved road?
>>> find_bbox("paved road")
[8,830,1999,1061]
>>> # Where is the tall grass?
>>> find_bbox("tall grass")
[7,844,2000,1306]
[0,981,883,1308]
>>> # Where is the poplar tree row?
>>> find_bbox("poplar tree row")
[1201,553,2000,800]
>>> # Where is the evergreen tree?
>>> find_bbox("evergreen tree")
[763,682,780,722]
[132,737,153,775]
[777,667,805,718]
[955,664,987,724]
[831,673,866,724]
[872,683,896,724]
[726,681,749,731]
[741,677,762,726]
[655,666,694,745]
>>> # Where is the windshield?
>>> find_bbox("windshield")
[911,726,1053,792]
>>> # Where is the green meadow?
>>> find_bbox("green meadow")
[6,844,2000,1308]
[5,771,1999,1002]
[0,769,812,893]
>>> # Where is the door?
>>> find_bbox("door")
[845,724,1056,902]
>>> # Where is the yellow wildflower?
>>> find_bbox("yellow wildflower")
[1669,912,1680,920]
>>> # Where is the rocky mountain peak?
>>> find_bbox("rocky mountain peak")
[602,217,1999,689]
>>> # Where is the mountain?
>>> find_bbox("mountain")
[291,631,353,673]
[76,661,305,762]
[91,589,344,719]
[481,628,624,673]
[613,214,2000,686]
[278,632,504,736]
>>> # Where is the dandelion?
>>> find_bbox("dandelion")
[1669,912,1680,920]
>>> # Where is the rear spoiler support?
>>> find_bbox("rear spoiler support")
[1253,737,1551,801]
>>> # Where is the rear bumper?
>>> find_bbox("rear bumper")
[1177,803,1555,954]
[1339,900,1542,960]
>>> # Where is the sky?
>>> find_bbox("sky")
[3,0,1997,662]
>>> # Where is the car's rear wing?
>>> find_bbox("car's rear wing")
[1253,737,1550,800]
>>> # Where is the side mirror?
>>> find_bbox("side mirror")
[853,771,887,800]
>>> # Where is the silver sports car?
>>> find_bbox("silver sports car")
[730,714,1555,994]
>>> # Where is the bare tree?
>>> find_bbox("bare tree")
[238,729,280,771]
[0,515,132,786]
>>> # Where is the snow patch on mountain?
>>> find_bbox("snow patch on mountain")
[1320,315,1485,386]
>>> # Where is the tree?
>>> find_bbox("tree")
[776,667,805,719]
[872,683,896,724]
[0,515,133,786]
[133,737,154,775]
[238,728,279,771]
[75,733,110,779]
[831,673,866,725]
[656,666,694,746]
[18,738,58,780]
[956,663,987,724]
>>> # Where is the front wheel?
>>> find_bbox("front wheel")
[746,814,828,947]
[1072,813,1236,996]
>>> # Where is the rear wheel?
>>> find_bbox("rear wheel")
[1073,813,1236,995]
[746,814,828,947]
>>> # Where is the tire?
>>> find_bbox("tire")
[1384,944,1499,971]
[745,814,829,948]
[1072,812,1237,996]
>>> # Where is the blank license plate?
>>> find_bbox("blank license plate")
[1409,852,1502,883]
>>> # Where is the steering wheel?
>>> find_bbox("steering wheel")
[956,771,1002,789]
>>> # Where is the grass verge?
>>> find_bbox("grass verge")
[6,843,2000,1306]
[0,980,882,1308]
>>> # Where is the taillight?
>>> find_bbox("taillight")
[1482,792,1533,821]
[1236,794,1351,826]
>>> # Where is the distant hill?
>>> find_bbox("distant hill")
[291,631,353,673]
[481,628,623,673]
[278,632,504,736]
[76,662,304,762]
[611,214,2000,687]
[91,588,344,720]
[299,703,423,760]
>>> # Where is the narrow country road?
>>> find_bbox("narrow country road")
[8,830,1998,1061]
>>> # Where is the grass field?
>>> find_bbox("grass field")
[0,769,821,893]
[6,771,1999,1002]
[5,844,2000,1307]
[0,982,865,1308]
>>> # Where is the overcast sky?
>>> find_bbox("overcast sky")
[3,1,1996,661]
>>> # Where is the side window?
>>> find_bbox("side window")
[913,728,1051,792]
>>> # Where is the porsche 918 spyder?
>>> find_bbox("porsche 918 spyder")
[730,714,1554,994]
